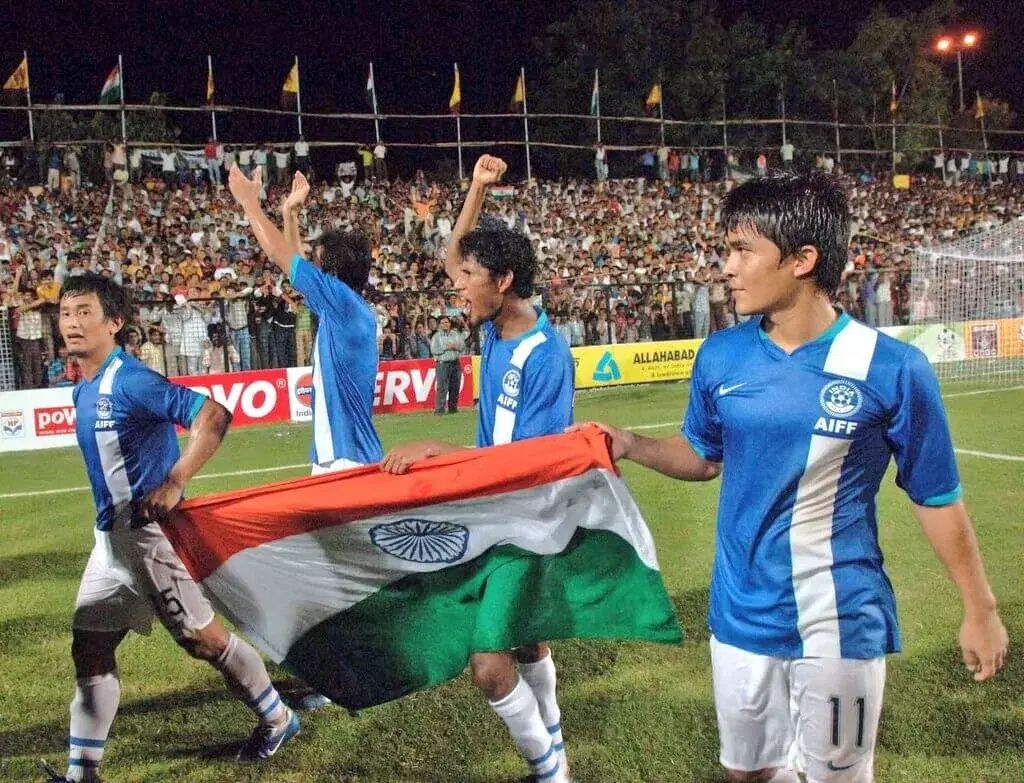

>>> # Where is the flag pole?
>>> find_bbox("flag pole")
[780,83,787,147]
[454,63,464,181]
[208,55,218,141]
[594,68,601,144]
[979,95,988,152]
[521,67,532,182]
[720,83,727,156]
[833,78,841,164]
[24,51,34,143]
[294,56,303,138]
[118,54,127,142]
[658,85,665,146]
[891,90,896,175]
[370,61,381,145]
[936,112,944,154]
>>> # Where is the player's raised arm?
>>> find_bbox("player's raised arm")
[140,399,232,523]
[912,500,1008,681]
[228,164,293,276]
[568,422,721,481]
[282,171,309,257]
[446,155,508,280]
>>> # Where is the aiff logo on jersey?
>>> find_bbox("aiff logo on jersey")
[502,369,521,398]
[96,396,113,420]
[819,380,862,418]
[592,352,621,383]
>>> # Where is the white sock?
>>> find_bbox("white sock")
[67,672,120,783]
[214,633,288,727]
[489,677,566,782]
[767,768,800,783]
[518,654,566,770]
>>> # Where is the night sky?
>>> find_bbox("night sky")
[3,0,1022,168]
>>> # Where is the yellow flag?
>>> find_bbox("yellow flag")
[3,56,29,92]
[449,64,462,115]
[282,61,299,94]
[645,83,661,113]
[206,60,215,104]
[974,92,985,120]
[511,73,525,110]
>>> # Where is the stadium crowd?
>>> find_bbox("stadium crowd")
[2,145,1023,389]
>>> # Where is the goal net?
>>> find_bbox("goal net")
[909,217,1024,385]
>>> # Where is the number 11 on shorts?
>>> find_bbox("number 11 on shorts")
[828,695,866,748]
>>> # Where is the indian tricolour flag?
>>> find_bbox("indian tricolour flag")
[164,427,682,711]
[99,65,121,104]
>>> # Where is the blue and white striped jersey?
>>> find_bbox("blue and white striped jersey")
[477,310,575,447]
[73,347,206,531]
[290,255,384,466]
[683,311,961,660]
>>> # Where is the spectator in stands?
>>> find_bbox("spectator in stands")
[595,143,608,182]
[273,281,298,368]
[222,279,253,371]
[294,135,310,176]
[140,326,168,375]
[203,325,241,374]
[431,315,464,415]
[204,138,221,186]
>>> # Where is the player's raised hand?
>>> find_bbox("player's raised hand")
[566,421,636,462]
[282,171,310,213]
[227,164,260,207]
[138,476,186,524]
[472,155,507,186]
[960,609,1008,681]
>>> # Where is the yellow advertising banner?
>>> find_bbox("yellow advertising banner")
[471,340,704,398]
[572,340,703,390]
[963,318,1024,359]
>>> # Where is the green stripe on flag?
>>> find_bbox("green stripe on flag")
[283,528,683,710]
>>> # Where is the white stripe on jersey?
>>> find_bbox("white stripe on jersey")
[789,434,852,658]
[311,333,334,465]
[791,320,880,657]
[492,331,548,446]
[95,358,133,521]
[823,319,878,381]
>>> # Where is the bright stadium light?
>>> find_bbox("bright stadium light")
[935,37,953,52]
[933,30,983,113]
[962,32,978,47]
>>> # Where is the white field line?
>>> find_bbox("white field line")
[2,386,1021,500]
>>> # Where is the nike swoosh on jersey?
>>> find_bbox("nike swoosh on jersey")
[827,761,857,771]
[717,382,747,396]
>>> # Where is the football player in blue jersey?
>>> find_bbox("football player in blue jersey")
[41,274,300,783]
[228,166,385,709]
[575,172,1007,782]
[381,155,576,783]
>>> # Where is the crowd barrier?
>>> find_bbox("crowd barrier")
[1,319,1020,454]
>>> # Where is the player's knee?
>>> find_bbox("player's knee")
[515,641,549,664]
[471,653,516,701]
[723,768,772,782]
[176,627,228,661]
[71,630,121,677]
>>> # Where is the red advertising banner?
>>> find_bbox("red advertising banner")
[172,369,292,428]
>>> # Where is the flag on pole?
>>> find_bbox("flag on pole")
[449,64,462,115]
[645,83,662,115]
[590,69,600,116]
[206,59,215,105]
[3,56,29,95]
[974,92,985,120]
[99,65,122,104]
[889,81,898,114]
[163,428,683,711]
[365,65,375,110]
[510,72,525,112]
[281,60,299,108]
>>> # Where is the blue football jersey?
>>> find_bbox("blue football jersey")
[290,255,384,466]
[683,311,961,660]
[73,347,206,531]
[477,310,575,447]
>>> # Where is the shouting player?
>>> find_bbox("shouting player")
[381,155,576,783]
[575,172,1008,782]
[42,274,299,783]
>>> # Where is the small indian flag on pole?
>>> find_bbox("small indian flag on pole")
[164,428,683,711]
[99,64,121,104]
